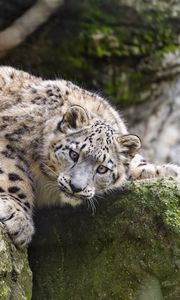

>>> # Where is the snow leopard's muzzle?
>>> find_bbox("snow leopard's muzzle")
[58,159,95,201]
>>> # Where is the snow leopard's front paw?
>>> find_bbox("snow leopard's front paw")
[129,154,156,180]
[129,154,180,188]
[0,198,34,247]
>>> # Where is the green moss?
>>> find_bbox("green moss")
[0,226,32,300]
[29,179,180,300]
[0,281,11,300]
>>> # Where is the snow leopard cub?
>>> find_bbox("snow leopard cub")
[0,66,179,247]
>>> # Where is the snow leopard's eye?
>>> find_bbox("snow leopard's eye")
[96,165,109,174]
[69,149,79,162]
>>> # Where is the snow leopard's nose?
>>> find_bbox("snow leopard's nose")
[70,181,84,193]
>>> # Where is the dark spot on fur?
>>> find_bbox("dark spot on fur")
[24,202,30,209]
[16,98,22,103]
[1,150,15,159]
[56,120,62,131]
[0,168,4,174]
[0,187,5,193]
[18,193,26,199]
[140,170,146,179]
[6,144,15,151]
[8,186,20,193]
[138,163,147,167]
[5,127,29,141]
[112,173,116,182]
[31,152,39,161]
[8,194,21,202]
[16,164,26,173]
[9,173,23,181]
[4,212,14,221]
[17,154,25,163]
[55,144,63,151]
[47,90,54,96]
[0,124,8,131]
[80,144,86,151]
[12,231,19,236]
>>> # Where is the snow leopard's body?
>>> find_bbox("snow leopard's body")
[0,66,179,247]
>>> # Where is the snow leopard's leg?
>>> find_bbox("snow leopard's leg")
[0,141,34,247]
[129,154,180,183]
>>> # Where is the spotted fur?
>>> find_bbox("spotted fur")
[0,66,179,247]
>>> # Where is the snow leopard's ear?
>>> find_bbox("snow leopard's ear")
[115,134,141,157]
[58,105,89,132]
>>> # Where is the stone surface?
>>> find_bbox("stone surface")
[29,179,180,300]
[125,75,180,165]
[0,224,32,300]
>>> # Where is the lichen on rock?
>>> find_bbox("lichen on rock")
[29,178,180,300]
[0,224,32,300]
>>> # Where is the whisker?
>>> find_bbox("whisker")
[92,196,99,206]
[41,161,58,177]
[95,193,104,199]
[41,179,60,194]
[89,198,96,216]
[86,199,90,211]
[89,199,94,215]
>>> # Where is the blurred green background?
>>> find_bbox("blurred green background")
[0,0,180,106]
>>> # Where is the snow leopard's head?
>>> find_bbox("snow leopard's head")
[42,106,141,207]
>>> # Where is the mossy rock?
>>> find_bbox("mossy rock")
[29,179,180,300]
[0,224,32,300]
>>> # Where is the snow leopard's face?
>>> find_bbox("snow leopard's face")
[42,106,141,207]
